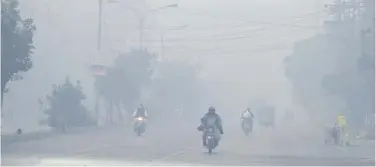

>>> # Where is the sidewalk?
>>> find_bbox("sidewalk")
[1,116,193,146]
[1,126,101,145]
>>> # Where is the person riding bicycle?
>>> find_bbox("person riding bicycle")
[332,114,348,142]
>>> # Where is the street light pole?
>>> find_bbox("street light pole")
[94,0,104,126]
[97,0,103,50]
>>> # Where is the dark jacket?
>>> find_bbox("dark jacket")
[133,107,148,118]
[200,112,223,134]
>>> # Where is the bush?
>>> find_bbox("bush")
[42,77,95,131]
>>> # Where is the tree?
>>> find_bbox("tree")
[95,49,156,123]
[42,77,95,132]
[284,0,374,128]
[1,0,36,103]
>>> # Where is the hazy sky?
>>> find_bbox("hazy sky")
[3,0,330,132]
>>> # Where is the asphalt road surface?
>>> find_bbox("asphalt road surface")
[2,120,375,166]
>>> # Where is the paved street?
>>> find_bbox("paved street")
[2,120,374,166]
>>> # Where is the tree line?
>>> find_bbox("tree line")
[284,0,374,133]
[2,0,207,130]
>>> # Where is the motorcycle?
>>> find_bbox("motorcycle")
[134,117,146,136]
[242,118,253,136]
[205,125,217,154]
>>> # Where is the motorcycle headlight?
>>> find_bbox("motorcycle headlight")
[137,117,143,121]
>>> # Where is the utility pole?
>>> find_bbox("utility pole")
[360,27,373,127]
[94,0,104,126]
[97,0,103,50]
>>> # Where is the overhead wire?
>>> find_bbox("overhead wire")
[139,11,325,43]
[142,11,324,32]
[176,8,324,29]
[145,19,319,55]
[105,7,328,56]
[153,18,315,56]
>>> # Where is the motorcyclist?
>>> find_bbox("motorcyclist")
[241,108,254,130]
[133,104,148,131]
[241,108,254,122]
[133,104,148,118]
[197,106,224,147]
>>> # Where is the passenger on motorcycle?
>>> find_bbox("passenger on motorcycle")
[197,106,224,147]
[241,108,254,126]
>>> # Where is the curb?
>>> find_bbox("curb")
[1,126,100,145]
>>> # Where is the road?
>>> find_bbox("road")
[2,120,375,166]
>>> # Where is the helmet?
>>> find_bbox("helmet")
[208,106,216,113]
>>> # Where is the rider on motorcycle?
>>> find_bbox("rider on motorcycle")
[241,108,254,125]
[133,104,148,118]
[133,104,148,131]
[197,106,224,147]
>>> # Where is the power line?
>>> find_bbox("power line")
[180,9,325,29]
[141,27,311,43]
[105,10,325,46]
[181,17,318,40]
[164,44,291,56]
[142,11,324,32]
[106,10,327,50]
[138,12,324,43]
[161,36,296,53]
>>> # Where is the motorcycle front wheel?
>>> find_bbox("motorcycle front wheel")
[207,137,215,155]
[243,129,250,136]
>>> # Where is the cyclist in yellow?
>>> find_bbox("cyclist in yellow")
[335,115,347,129]
[334,114,349,145]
